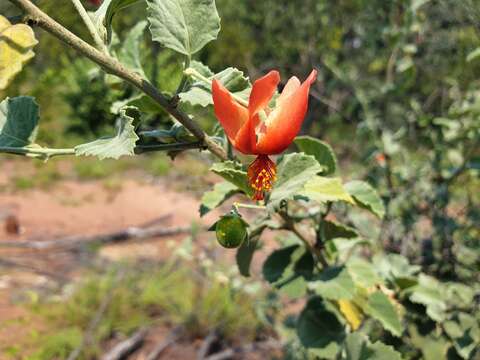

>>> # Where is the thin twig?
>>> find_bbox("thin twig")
[145,326,183,360]
[101,328,148,360]
[8,0,227,161]
[69,0,108,53]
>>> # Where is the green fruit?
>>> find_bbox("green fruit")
[215,213,248,249]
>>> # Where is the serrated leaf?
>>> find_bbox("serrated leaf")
[147,0,220,55]
[300,176,355,205]
[345,334,403,360]
[366,341,403,360]
[364,291,403,337]
[75,107,139,159]
[408,274,447,322]
[338,299,363,330]
[269,153,324,208]
[180,63,251,107]
[0,96,39,147]
[346,258,383,288]
[92,0,142,43]
[0,15,38,90]
[345,180,385,218]
[210,161,253,196]
[199,182,238,216]
[294,136,337,175]
[297,297,345,358]
[308,266,356,300]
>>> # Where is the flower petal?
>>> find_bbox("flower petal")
[212,79,248,143]
[248,70,280,118]
[256,69,317,154]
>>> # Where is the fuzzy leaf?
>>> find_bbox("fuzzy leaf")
[117,20,147,77]
[300,176,355,204]
[364,291,403,337]
[294,136,337,175]
[180,62,250,107]
[210,161,253,196]
[269,153,324,208]
[0,15,38,90]
[0,96,39,147]
[199,181,238,216]
[323,220,358,241]
[75,107,139,159]
[236,239,258,277]
[92,0,142,43]
[309,266,356,300]
[345,180,385,218]
[147,0,220,55]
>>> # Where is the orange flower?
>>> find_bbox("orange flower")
[212,69,317,200]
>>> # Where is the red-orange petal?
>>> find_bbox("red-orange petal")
[248,70,280,118]
[212,79,249,145]
[256,69,317,154]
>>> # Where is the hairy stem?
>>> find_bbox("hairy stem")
[69,0,108,53]
[8,0,227,161]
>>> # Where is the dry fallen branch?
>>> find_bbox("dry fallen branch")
[0,258,69,282]
[145,326,183,360]
[101,328,149,360]
[0,225,191,250]
[204,339,282,360]
[197,330,219,360]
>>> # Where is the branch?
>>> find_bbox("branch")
[8,0,227,161]
[101,328,148,360]
[69,0,108,53]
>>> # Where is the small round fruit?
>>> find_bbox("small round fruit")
[215,214,248,249]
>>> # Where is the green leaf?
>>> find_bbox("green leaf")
[236,239,258,277]
[180,62,250,107]
[263,245,299,283]
[308,266,356,300]
[344,334,403,360]
[323,220,358,241]
[300,176,355,205]
[364,291,403,337]
[346,258,383,288]
[92,0,142,43]
[345,180,385,219]
[147,0,220,55]
[75,107,139,159]
[297,297,345,358]
[269,153,324,208]
[210,161,253,196]
[408,274,447,322]
[199,182,238,216]
[0,96,39,147]
[0,16,38,90]
[117,21,147,78]
[294,136,337,175]
[467,47,480,62]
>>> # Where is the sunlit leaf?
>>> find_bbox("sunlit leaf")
[294,136,337,175]
[338,299,363,330]
[0,96,39,147]
[210,161,253,196]
[309,266,356,300]
[269,153,324,208]
[300,176,355,205]
[345,180,385,218]
[117,20,147,77]
[0,15,38,90]
[147,0,220,55]
[346,258,383,288]
[75,106,139,159]
[364,291,403,337]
